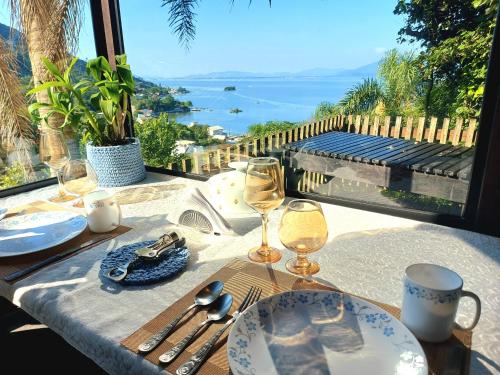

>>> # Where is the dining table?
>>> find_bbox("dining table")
[0,172,499,375]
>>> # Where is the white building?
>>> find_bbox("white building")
[175,140,196,154]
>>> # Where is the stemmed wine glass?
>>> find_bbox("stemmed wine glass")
[279,199,328,276]
[62,159,98,207]
[39,127,72,202]
[243,157,285,263]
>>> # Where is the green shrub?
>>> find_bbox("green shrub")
[135,114,183,167]
[247,121,298,138]
[0,163,26,189]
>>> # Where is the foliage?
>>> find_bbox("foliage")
[136,114,222,167]
[133,87,191,113]
[247,121,297,138]
[0,163,25,189]
[394,0,498,117]
[315,50,422,118]
[161,0,271,47]
[135,113,182,166]
[378,50,422,116]
[27,54,135,147]
[314,102,342,120]
[338,78,384,115]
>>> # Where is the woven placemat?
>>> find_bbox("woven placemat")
[0,201,131,283]
[122,260,472,375]
[100,240,190,285]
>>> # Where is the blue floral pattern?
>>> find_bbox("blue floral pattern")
[405,281,459,304]
[227,290,427,375]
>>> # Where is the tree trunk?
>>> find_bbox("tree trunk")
[18,0,81,172]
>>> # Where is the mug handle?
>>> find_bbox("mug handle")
[456,290,481,330]
[112,201,122,227]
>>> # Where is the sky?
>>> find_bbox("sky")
[0,0,410,78]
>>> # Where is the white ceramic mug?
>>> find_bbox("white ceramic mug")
[401,263,481,343]
[83,190,121,233]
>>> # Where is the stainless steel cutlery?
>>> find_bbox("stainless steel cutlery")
[137,280,224,353]
[104,232,184,282]
[176,286,262,375]
[159,294,233,364]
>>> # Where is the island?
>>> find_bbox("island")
[224,86,236,91]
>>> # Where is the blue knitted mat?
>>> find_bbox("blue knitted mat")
[100,240,190,285]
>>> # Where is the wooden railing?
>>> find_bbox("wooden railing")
[166,114,478,175]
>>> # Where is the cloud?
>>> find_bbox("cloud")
[374,47,387,54]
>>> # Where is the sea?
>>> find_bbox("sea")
[158,77,363,135]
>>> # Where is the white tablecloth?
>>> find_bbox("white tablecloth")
[1,173,499,374]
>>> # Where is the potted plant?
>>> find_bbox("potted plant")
[28,54,146,187]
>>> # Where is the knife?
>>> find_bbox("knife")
[3,234,113,282]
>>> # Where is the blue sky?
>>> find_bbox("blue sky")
[1,1,409,78]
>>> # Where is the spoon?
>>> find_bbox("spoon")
[138,280,224,353]
[159,294,233,364]
[105,237,184,282]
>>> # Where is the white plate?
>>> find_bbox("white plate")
[228,290,427,375]
[0,211,87,257]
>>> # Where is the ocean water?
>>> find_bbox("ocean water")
[159,77,362,135]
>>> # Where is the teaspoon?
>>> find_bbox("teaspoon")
[138,280,224,353]
[159,294,233,364]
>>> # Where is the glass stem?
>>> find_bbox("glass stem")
[260,213,270,256]
[296,254,310,268]
[56,169,65,196]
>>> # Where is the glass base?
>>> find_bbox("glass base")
[286,258,320,276]
[48,193,76,203]
[248,246,282,264]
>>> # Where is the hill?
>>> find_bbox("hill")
[0,21,159,91]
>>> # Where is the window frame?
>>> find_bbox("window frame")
[5,0,500,237]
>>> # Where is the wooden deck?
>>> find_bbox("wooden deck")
[283,131,474,203]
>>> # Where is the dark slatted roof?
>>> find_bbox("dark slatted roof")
[284,131,473,179]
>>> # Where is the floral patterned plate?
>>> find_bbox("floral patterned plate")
[227,290,427,375]
[0,211,87,257]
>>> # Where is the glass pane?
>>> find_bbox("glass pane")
[0,2,95,192]
[120,1,497,216]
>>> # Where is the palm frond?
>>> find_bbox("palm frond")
[339,78,384,115]
[9,0,84,77]
[165,0,272,47]
[0,36,35,170]
[161,0,198,49]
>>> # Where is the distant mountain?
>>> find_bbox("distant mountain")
[334,61,379,78]
[165,61,379,80]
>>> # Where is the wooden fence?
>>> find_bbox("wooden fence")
[167,114,478,175]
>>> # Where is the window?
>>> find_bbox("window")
[2,0,499,236]
[0,1,95,194]
[119,0,498,223]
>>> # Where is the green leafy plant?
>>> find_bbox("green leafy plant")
[135,113,183,167]
[27,54,135,147]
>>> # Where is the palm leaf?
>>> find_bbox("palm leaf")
[164,0,272,47]
[0,36,35,172]
[339,78,384,115]
[161,0,198,48]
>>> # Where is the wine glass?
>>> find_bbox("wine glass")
[62,159,98,206]
[279,199,328,276]
[243,157,285,263]
[39,127,72,202]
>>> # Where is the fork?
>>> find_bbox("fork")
[176,286,262,375]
